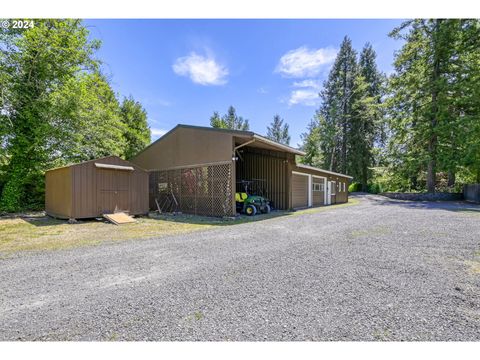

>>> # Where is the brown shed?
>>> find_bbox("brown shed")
[131,124,353,217]
[45,156,148,220]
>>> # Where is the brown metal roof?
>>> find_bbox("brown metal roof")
[46,155,147,173]
[295,163,353,179]
[132,124,305,160]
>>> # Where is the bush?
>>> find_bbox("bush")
[367,182,383,194]
[348,182,363,192]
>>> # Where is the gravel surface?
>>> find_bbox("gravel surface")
[1,194,479,341]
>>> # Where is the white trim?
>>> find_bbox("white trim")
[324,178,328,204]
[326,180,331,205]
[330,181,336,195]
[296,163,353,179]
[307,174,312,207]
[292,171,311,208]
[94,163,134,171]
[312,175,327,205]
[292,171,309,177]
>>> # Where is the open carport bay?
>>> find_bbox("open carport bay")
[0,194,479,341]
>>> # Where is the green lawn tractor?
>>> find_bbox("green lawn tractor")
[235,180,271,216]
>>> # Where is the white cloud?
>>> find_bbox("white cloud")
[287,78,322,106]
[292,79,322,90]
[288,89,320,106]
[151,128,168,138]
[276,46,337,78]
[172,52,228,85]
[257,87,268,94]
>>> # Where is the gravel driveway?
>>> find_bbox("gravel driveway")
[1,194,479,341]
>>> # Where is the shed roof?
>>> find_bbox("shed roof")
[134,124,306,158]
[45,155,146,173]
[296,163,353,179]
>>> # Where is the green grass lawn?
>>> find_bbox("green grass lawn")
[0,198,360,254]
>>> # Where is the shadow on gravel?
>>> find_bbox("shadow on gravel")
[148,210,293,226]
[364,194,480,214]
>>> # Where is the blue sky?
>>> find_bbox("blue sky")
[84,19,404,147]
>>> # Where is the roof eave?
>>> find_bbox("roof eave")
[296,163,353,179]
[252,135,306,156]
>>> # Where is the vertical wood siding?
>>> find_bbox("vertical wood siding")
[292,174,308,208]
[235,147,289,210]
[291,165,350,205]
[45,156,148,219]
[45,166,72,218]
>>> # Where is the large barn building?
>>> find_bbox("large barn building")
[131,124,352,217]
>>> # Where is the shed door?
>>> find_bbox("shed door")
[330,181,336,205]
[292,173,308,209]
[97,169,131,214]
[312,178,325,206]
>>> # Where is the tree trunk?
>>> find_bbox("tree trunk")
[361,165,368,192]
[426,156,436,193]
[410,175,418,191]
[341,119,347,174]
[329,145,335,172]
[427,19,441,194]
[447,170,456,187]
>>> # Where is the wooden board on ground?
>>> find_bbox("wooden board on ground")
[103,212,136,225]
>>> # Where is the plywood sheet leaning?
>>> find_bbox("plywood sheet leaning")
[103,212,136,225]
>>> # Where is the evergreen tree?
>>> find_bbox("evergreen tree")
[210,106,249,130]
[347,74,376,190]
[388,19,480,192]
[299,115,323,168]
[266,114,290,145]
[318,36,358,173]
[347,43,384,190]
[120,96,151,159]
[359,43,386,148]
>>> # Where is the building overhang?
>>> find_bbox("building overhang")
[234,134,305,156]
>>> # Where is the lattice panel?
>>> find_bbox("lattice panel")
[149,163,233,217]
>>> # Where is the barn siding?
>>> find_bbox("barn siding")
[291,165,351,205]
[235,147,289,210]
[132,126,234,170]
[46,156,148,219]
[45,166,72,218]
[292,173,308,209]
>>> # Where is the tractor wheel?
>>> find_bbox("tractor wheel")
[245,205,257,216]
[262,204,271,214]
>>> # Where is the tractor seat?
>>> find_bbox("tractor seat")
[235,192,248,202]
